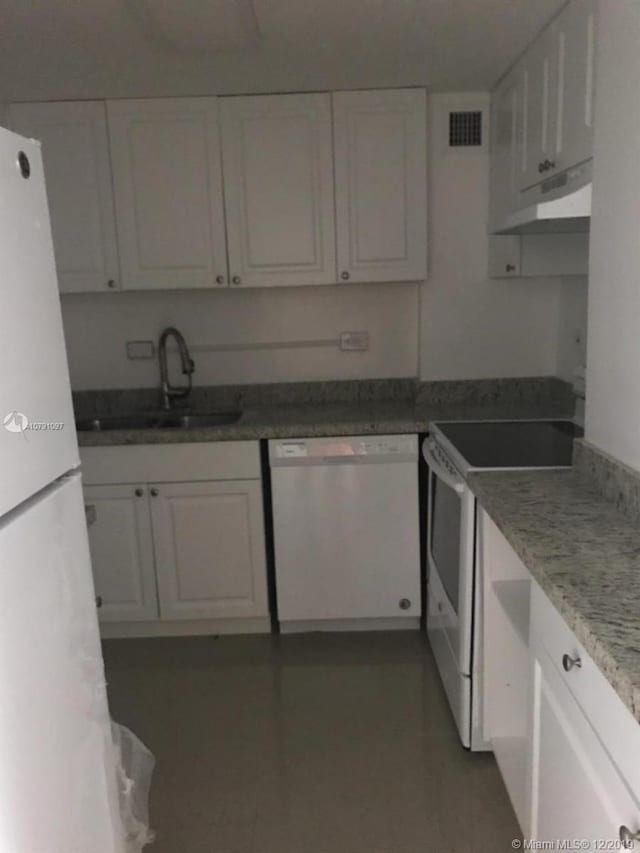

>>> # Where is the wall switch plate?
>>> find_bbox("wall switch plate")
[339,331,369,352]
[126,340,155,360]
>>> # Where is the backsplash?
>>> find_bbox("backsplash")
[573,440,640,525]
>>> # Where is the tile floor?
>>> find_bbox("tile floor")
[103,631,520,853]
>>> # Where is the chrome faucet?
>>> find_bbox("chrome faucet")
[158,327,195,410]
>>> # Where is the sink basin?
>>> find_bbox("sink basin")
[159,412,241,429]
[75,414,163,431]
[75,411,241,431]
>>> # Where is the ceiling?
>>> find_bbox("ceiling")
[0,0,566,103]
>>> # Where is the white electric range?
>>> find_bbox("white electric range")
[422,420,582,749]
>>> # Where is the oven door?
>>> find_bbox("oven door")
[423,437,475,676]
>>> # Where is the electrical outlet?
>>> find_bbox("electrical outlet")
[339,331,369,352]
[126,340,155,360]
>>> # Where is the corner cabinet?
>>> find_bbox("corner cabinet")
[81,442,270,637]
[220,93,336,287]
[8,100,120,294]
[332,89,427,283]
[107,97,228,290]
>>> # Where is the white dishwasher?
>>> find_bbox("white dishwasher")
[268,434,420,632]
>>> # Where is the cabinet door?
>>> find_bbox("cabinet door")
[333,89,426,283]
[107,98,228,290]
[528,638,640,846]
[555,0,597,172]
[150,480,268,620]
[489,71,523,230]
[84,484,158,622]
[220,94,336,287]
[520,30,560,191]
[9,101,119,294]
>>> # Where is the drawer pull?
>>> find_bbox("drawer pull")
[562,653,582,672]
[619,826,640,848]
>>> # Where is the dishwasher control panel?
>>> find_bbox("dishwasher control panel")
[270,434,418,462]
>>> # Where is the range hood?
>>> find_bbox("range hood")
[493,160,592,235]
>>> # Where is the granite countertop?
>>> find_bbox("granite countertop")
[76,398,574,446]
[468,468,640,723]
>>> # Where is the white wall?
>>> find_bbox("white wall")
[61,282,419,390]
[419,93,572,381]
[556,277,588,383]
[585,0,640,470]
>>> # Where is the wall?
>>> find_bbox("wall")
[419,93,577,381]
[61,282,419,390]
[556,277,588,384]
[585,0,640,469]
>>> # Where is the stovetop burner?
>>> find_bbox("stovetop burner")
[434,420,583,470]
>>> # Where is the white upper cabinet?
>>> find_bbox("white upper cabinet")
[519,28,560,191]
[332,89,427,283]
[489,71,523,231]
[220,93,336,287]
[107,97,228,290]
[554,0,597,173]
[517,0,597,192]
[9,101,119,294]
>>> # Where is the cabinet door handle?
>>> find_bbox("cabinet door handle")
[619,826,640,848]
[107,279,116,289]
[150,488,159,497]
[95,595,103,609]
[135,488,144,497]
[562,653,582,672]
[538,162,545,174]
[232,275,241,285]
[215,274,225,285]
[505,263,516,273]
[340,271,350,281]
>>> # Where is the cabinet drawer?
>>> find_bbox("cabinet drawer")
[531,582,640,796]
[81,441,261,483]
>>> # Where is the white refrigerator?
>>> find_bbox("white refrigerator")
[0,127,123,851]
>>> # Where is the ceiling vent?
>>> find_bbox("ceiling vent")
[448,110,483,147]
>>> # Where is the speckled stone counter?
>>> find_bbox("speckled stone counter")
[76,399,576,446]
[468,469,640,723]
[75,376,574,446]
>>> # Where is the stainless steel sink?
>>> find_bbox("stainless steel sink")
[75,414,163,431]
[75,411,241,431]
[159,412,241,429]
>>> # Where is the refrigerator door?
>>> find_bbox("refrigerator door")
[0,127,78,518]
[0,472,123,853]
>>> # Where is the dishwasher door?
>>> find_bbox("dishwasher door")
[269,435,420,626]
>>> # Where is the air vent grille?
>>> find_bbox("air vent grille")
[449,111,483,147]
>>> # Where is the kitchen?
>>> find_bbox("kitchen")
[0,0,639,851]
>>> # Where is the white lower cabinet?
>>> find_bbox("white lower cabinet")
[151,480,268,621]
[529,636,640,847]
[81,442,269,636]
[480,509,640,845]
[84,484,158,622]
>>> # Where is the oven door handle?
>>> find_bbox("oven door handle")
[422,440,465,495]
